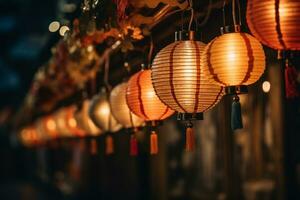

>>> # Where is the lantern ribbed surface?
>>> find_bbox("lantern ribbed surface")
[126,69,174,121]
[110,82,145,128]
[152,40,224,113]
[201,32,265,87]
[89,94,122,132]
[247,0,300,50]
[75,100,102,136]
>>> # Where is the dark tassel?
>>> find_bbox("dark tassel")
[285,61,300,99]
[150,131,158,155]
[231,95,243,130]
[105,135,114,155]
[130,134,138,156]
[90,138,98,155]
[185,121,195,152]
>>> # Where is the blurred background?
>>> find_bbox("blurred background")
[0,0,299,199]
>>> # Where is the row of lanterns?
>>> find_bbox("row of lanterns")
[20,0,300,154]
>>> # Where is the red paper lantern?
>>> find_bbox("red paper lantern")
[247,0,300,50]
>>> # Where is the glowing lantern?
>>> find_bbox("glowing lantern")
[110,82,145,156]
[89,92,122,155]
[201,29,266,130]
[36,116,58,140]
[54,106,86,137]
[247,0,300,50]
[20,126,41,147]
[75,100,102,136]
[110,82,144,128]
[126,69,174,154]
[152,31,224,151]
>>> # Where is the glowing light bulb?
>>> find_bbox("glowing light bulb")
[59,25,70,36]
[48,21,60,32]
[262,81,271,93]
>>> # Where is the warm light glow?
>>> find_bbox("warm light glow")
[89,94,122,132]
[48,21,60,32]
[110,82,144,128]
[59,25,70,36]
[262,81,271,93]
[126,69,174,121]
[74,100,102,136]
[201,32,266,87]
[152,40,224,113]
[46,119,56,131]
[68,118,77,128]
[247,0,300,50]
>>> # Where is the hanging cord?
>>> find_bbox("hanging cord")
[222,0,227,27]
[232,0,237,26]
[237,0,241,25]
[147,36,154,66]
[188,0,194,31]
[104,56,111,90]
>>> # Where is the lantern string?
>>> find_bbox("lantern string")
[237,0,241,25]
[222,0,227,27]
[147,36,154,65]
[188,0,194,31]
[232,0,237,26]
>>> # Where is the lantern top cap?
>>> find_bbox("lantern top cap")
[220,25,241,35]
[175,30,198,41]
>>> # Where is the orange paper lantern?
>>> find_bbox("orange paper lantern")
[247,0,300,50]
[201,32,266,87]
[110,82,144,128]
[126,69,174,154]
[126,69,174,121]
[201,30,266,130]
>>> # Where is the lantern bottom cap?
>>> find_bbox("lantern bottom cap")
[177,112,204,121]
[225,85,248,95]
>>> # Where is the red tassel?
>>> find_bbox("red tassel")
[285,62,300,99]
[105,135,114,155]
[150,131,158,155]
[130,134,138,156]
[186,126,195,152]
[90,139,98,155]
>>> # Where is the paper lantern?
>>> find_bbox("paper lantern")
[75,100,102,136]
[110,82,144,128]
[247,0,300,50]
[126,69,174,154]
[152,31,224,151]
[110,82,145,156]
[20,126,41,147]
[201,32,265,87]
[36,116,58,140]
[89,94,122,133]
[54,106,86,137]
[126,69,174,121]
[89,93,122,155]
[201,31,266,130]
